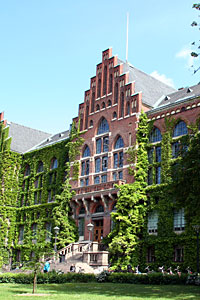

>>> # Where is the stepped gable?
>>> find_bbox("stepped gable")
[36,130,70,149]
[8,122,51,153]
[119,59,176,108]
[155,83,200,109]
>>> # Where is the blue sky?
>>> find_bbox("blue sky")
[0,0,199,134]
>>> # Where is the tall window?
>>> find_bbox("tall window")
[147,246,155,262]
[119,92,124,118]
[102,156,108,171]
[45,222,52,242]
[18,226,24,243]
[97,78,101,98]
[37,161,43,173]
[97,117,109,135]
[109,73,113,93]
[173,121,188,137]
[172,142,180,158]
[78,218,85,237]
[174,246,184,262]
[81,160,90,176]
[114,83,118,104]
[155,146,161,162]
[149,127,162,143]
[148,211,158,233]
[115,136,124,149]
[91,92,95,113]
[103,66,107,95]
[126,101,130,115]
[155,166,161,184]
[24,164,30,176]
[148,168,153,185]
[174,208,185,231]
[85,105,89,129]
[95,158,101,173]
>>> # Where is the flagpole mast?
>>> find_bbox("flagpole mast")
[126,12,129,63]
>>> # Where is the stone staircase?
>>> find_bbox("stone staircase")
[51,241,109,274]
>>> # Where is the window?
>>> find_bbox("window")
[96,104,100,111]
[96,138,102,154]
[94,176,100,184]
[45,222,52,242]
[80,179,84,187]
[114,83,118,104]
[147,246,155,262]
[114,153,118,168]
[155,166,161,184]
[113,172,117,181]
[24,164,30,176]
[78,218,85,236]
[101,174,107,183]
[80,119,83,131]
[126,101,130,115]
[148,148,154,164]
[155,146,161,162]
[89,120,93,127]
[172,142,180,158]
[83,145,91,158]
[48,190,55,203]
[173,121,188,137]
[113,151,123,168]
[115,136,124,149]
[37,161,43,173]
[113,111,117,119]
[32,223,37,238]
[18,226,24,243]
[95,158,101,173]
[95,205,104,213]
[119,152,123,167]
[103,136,109,152]
[81,160,90,176]
[102,156,108,171]
[119,170,123,179]
[97,78,101,98]
[174,246,184,262]
[103,66,107,95]
[174,208,185,231]
[148,168,153,185]
[149,127,162,143]
[119,92,124,118]
[79,206,85,215]
[97,118,109,135]
[108,99,112,107]
[34,192,37,204]
[91,92,95,113]
[85,177,89,186]
[109,74,113,93]
[101,102,106,109]
[148,211,158,233]
[50,158,58,170]
[85,105,89,129]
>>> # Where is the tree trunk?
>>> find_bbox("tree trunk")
[32,270,37,294]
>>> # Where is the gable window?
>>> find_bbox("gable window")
[174,208,185,231]
[97,78,101,98]
[109,74,113,93]
[148,211,158,234]
[103,66,107,95]
[173,121,188,137]
[114,82,118,104]
[149,127,162,143]
[91,92,95,113]
[119,92,124,118]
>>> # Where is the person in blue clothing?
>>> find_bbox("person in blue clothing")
[43,260,50,273]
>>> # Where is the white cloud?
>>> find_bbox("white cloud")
[175,46,195,68]
[150,71,175,88]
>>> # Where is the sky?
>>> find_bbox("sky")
[0,0,199,134]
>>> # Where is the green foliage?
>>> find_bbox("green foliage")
[108,112,149,268]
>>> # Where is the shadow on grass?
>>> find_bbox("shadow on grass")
[8,283,200,300]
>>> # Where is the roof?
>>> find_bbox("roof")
[155,84,200,109]
[118,59,176,107]
[35,130,70,150]
[8,122,52,153]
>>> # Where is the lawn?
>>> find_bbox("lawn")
[0,283,199,300]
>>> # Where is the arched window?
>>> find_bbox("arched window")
[103,66,107,95]
[85,105,89,129]
[126,101,130,115]
[95,205,104,213]
[96,104,100,111]
[115,136,124,149]
[79,206,85,215]
[119,92,124,118]
[97,78,101,98]
[24,164,30,176]
[108,99,112,107]
[149,127,162,143]
[101,102,106,109]
[97,117,109,135]
[114,82,118,104]
[173,121,188,137]
[109,73,113,93]
[37,161,43,173]
[113,111,117,119]
[50,157,58,170]
[91,92,95,113]
[83,145,91,157]
[89,120,93,127]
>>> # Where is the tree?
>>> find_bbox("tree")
[191,3,200,73]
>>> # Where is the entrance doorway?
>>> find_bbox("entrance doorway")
[93,219,103,242]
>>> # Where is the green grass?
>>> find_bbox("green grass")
[0,283,199,300]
